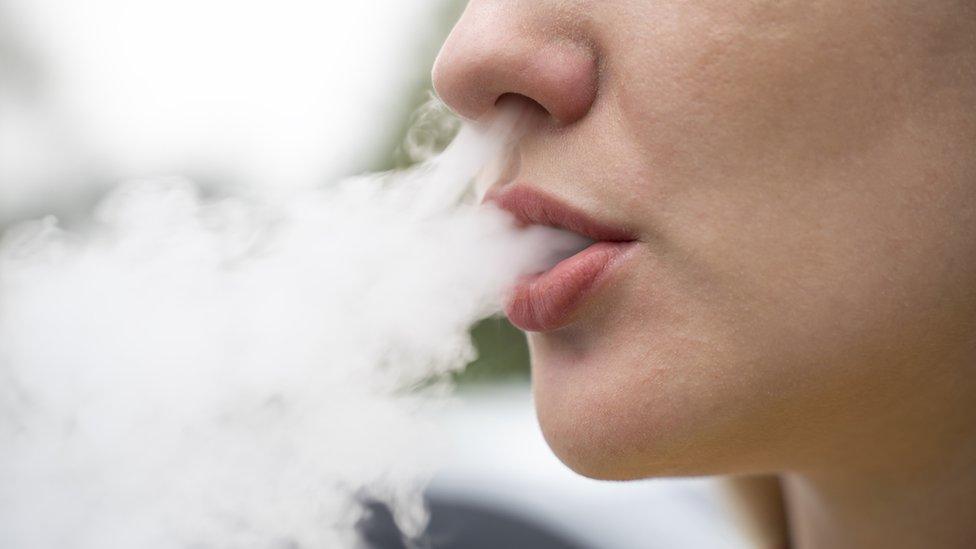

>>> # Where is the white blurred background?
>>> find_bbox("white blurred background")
[0,0,453,225]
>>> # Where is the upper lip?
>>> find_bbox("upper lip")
[484,184,637,243]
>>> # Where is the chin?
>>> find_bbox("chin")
[525,313,769,482]
[527,329,687,481]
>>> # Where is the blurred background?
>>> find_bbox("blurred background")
[0,1,758,546]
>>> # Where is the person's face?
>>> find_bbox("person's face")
[433,1,976,479]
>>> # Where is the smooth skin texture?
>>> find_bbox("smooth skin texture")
[433,1,976,547]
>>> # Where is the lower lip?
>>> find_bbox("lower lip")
[505,241,636,332]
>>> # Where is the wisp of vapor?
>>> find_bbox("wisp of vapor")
[0,106,584,548]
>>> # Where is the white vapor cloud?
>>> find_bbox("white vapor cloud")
[0,119,584,548]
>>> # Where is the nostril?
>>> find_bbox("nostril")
[495,93,548,115]
[494,93,552,128]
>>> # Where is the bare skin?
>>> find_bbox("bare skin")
[433,1,976,547]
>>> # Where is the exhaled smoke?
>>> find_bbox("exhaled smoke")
[0,104,584,548]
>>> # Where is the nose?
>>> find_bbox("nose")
[431,3,598,126]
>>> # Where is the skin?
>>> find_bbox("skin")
[433,1,976,547]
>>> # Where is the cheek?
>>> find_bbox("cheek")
[601,0,960,206]
[605,0,976,396]
[526,1,976,477]
[528,166,976,479]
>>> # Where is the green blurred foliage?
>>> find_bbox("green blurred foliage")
[457,317,531,385]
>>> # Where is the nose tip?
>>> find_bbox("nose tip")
[432,9,598,126]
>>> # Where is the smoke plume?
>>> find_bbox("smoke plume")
[0,105,582,548]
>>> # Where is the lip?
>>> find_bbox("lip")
[486,185,638,332]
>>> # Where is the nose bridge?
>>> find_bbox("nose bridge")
[432,5,598,126]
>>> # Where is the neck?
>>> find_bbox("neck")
[783,462,976,548]
[781,355,976,549]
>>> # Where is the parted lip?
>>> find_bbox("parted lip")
[484,183,638,332]
[484,184,637,243]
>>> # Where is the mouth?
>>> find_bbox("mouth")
[486,185,638,332]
